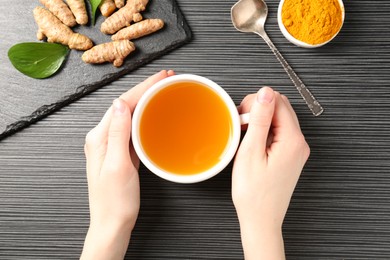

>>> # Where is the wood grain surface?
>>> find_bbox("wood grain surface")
[1,0,390,259]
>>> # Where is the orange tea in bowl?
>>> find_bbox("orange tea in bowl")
[139,81,232,175]
[132,74,244,183]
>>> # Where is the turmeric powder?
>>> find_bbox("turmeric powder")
[81,40,136,67]
[39,0,76,27]
[67,0,88,25]
[101,0,149,34]
[112,19,164,41]
[33,6,93,50]
[282,0,343,45]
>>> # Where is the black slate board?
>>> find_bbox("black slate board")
[0,0,191,140]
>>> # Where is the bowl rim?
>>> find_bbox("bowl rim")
[277,0,345,48]
[131,74,242,184]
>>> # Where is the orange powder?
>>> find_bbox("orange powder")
[282,0,343,45]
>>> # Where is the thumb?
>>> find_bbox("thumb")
[243,87,276,157]
[105,98,132,166]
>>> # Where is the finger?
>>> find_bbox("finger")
[239,91,281,114]
[89,105,114,142]
[120,70,174,113]
[84,104,113,171]
[238,94,256,130]
[85,102,115,157]
[243,87,276,157]
[84,103,112,146]
[238,94,256,114]
[105,98,133,168]
[84,127,107,183]
[129,142,140,170]
[270,95,309,165]
[281,95,300,128]
[96,106,113,130]
[272,93,303,140]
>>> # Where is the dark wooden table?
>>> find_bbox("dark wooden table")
[1,0,390,259]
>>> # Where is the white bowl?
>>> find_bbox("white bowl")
[278,0,345,48]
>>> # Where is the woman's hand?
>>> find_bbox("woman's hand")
[80,70,174,260]
[232,87,310,260]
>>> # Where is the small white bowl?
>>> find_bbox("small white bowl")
[278,0,345,48]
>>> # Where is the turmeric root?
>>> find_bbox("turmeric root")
[39,0,76,27]
[112,19,164,41]
[114,0,125,8]
[66,0,88,25]
[99,0,116,17]
[81,40,136,67]
[101,0,149,35]
[133,12,143,23]
[33,6,93,50]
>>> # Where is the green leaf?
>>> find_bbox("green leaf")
[89,0,103,25]
[8,42,69,79]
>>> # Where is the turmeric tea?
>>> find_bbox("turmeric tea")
[282,0,343,45]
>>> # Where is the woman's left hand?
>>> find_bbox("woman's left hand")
[81,70,175,260]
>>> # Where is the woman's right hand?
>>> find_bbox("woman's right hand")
[232,87,310,260]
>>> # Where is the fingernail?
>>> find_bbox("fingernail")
[113,98,126,115]
[257,87,274,104]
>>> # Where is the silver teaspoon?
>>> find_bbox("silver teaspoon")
[231,0,324,116]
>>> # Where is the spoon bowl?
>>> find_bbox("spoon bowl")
[231,0,324,116]
[231,0,267,34]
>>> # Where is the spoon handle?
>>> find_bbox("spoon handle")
[259,32,324,116]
